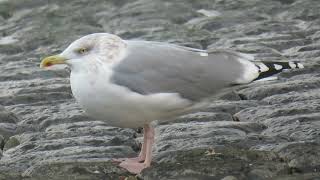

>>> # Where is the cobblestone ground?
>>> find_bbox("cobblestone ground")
[0,0,319,179]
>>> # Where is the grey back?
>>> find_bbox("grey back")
[111,41,246,102]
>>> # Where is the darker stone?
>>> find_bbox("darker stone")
[3,136,20,151]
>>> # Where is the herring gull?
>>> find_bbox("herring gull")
[40,33,303,174]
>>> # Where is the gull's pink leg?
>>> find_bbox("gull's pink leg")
[118,124,155,174]
[113,126,148,163]
[136,125,148,161]
[143,124,154,167]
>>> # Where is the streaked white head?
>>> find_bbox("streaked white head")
[40,33,127,71]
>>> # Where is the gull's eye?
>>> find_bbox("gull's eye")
[77,47,88,54]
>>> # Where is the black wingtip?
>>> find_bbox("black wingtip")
[254,61,304,81]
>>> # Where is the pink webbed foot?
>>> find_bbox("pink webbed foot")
[119,161,149,174]
[114,124,154,174]
[112,156,144,163]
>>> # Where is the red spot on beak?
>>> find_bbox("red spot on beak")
[46,62,53,67]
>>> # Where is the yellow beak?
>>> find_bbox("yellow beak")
[40,55,67,68]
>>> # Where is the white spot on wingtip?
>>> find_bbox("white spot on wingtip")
[257,63,269,72]
[289,62,297,69]
[297,63,304,68]
[200,52,208,56]
[274,64,283,70]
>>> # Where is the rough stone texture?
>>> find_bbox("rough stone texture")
[0,0,320,179]
[0,105,19,140]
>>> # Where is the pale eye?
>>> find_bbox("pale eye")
[77,47,88,54]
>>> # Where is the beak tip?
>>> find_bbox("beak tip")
[40,60,48,69]
[40,55,66,69]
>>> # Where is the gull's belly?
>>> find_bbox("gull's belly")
[70,72,191,128]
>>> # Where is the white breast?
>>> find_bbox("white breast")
[69,64,191,128]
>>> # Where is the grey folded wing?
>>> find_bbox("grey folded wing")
[111,40,256,102]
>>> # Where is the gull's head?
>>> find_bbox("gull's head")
[40,33,126,70]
